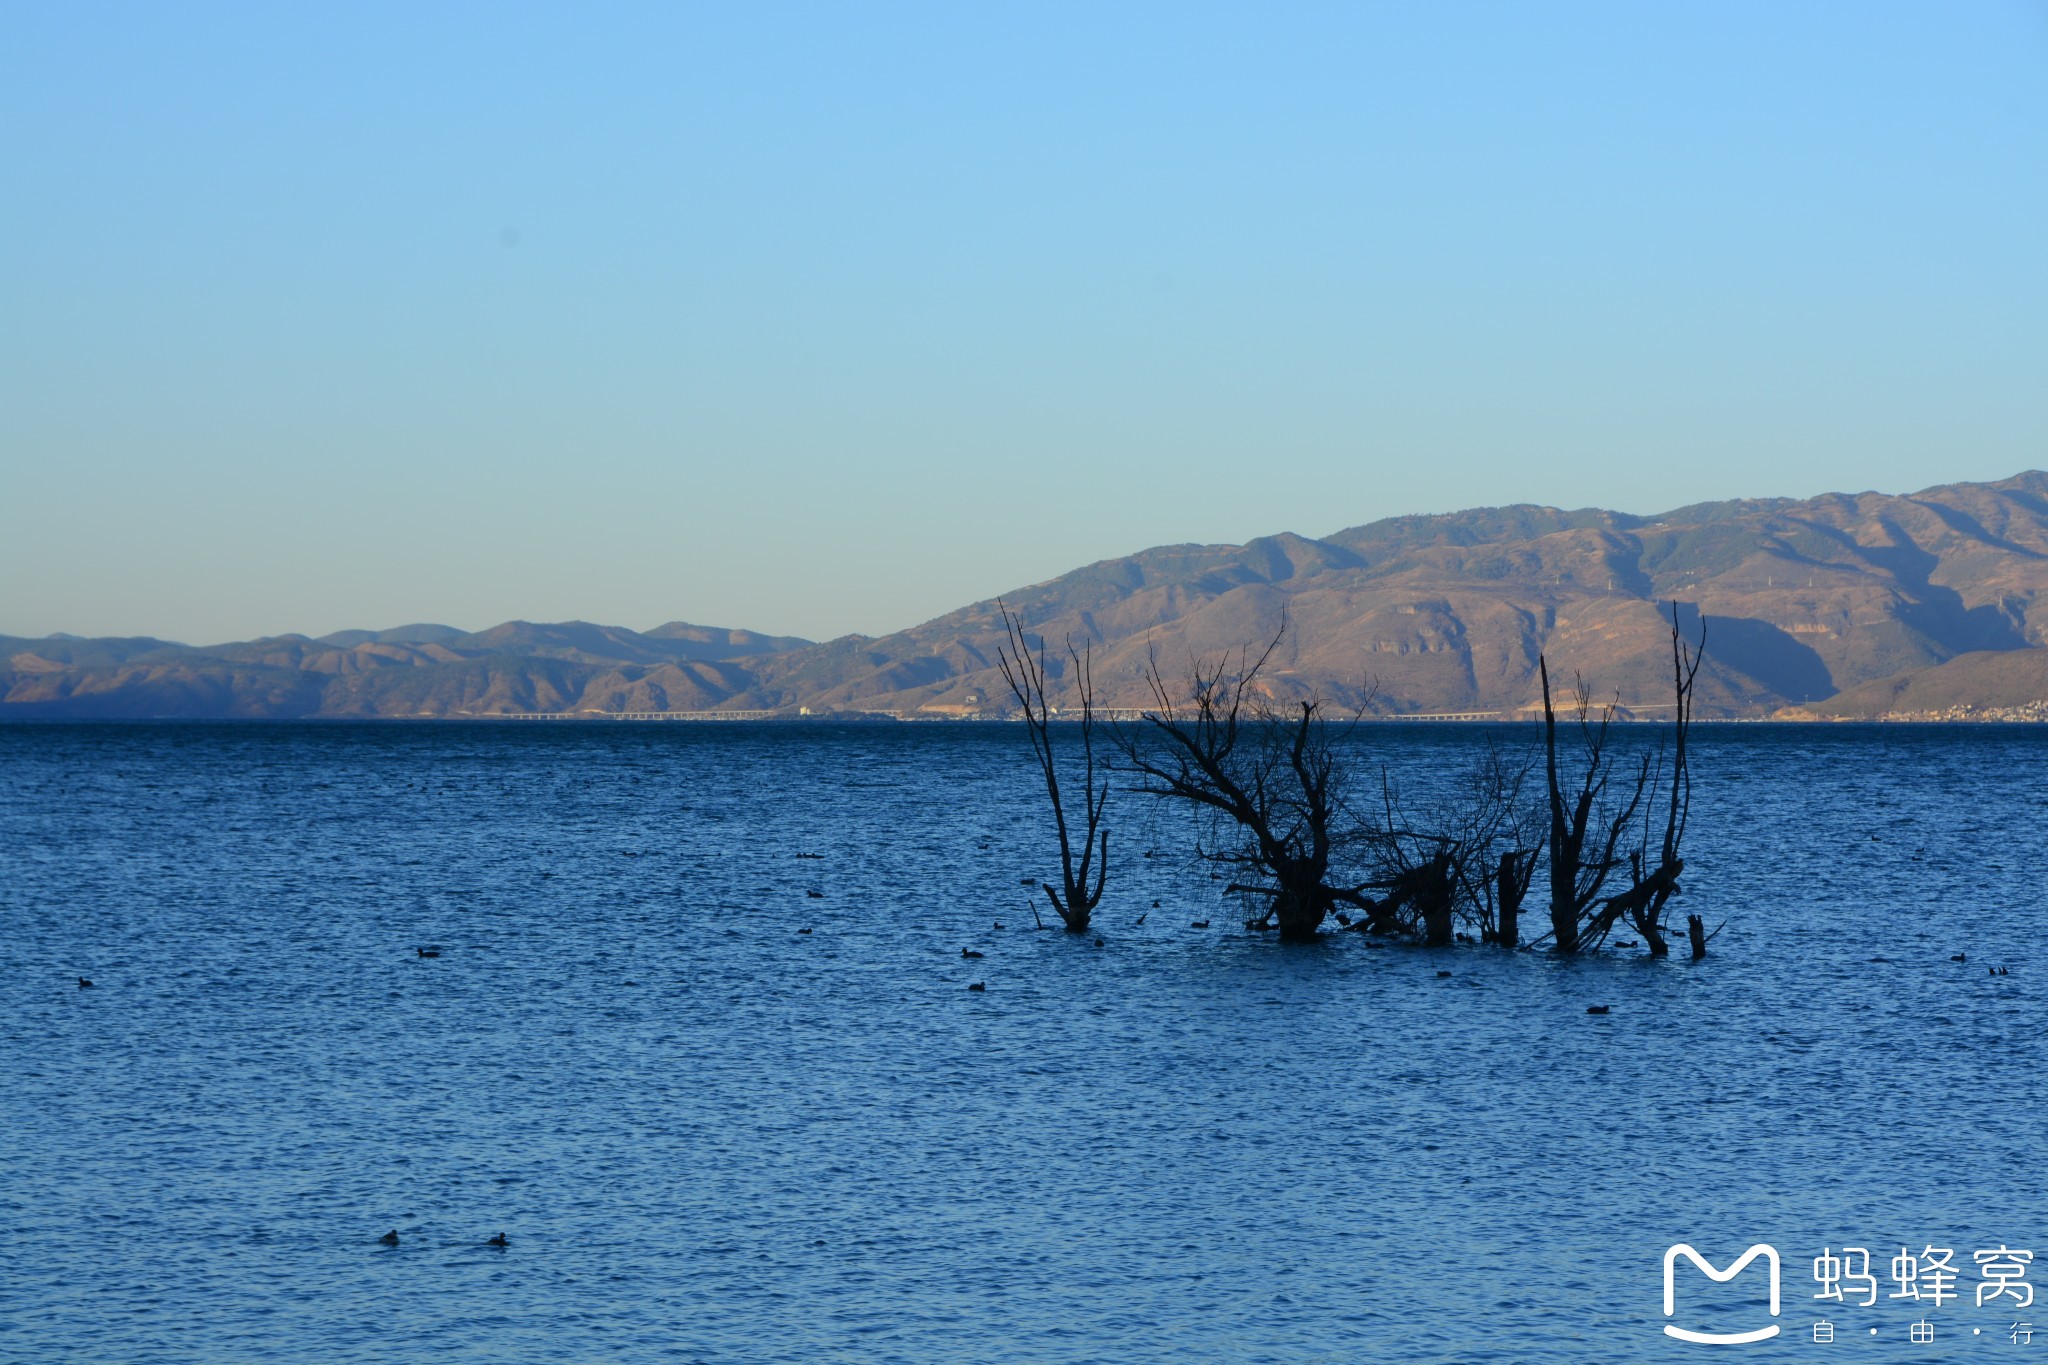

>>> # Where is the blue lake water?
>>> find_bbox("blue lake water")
[3,721,2045,1362]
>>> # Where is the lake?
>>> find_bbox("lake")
[3,721,2044,1361]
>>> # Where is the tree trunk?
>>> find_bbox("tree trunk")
[1046,884,1091,933]
[1551,905,1580,956]
[1687,914,1707,960]
[1494,850,1526,948]
[1417,857,1455,947]
[1272,881,1326,941]
[1423,901,1454,948]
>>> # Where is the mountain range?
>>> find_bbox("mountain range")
[9,472,2048,721]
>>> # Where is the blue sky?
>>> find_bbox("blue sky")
[3,2,2043,644]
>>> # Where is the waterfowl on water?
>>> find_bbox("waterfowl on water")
[992,921,1004,930]
[416,947,440,958]
[487,1233,509,1247]
[796,927,813,935]
[961,949,983,959]
[78,977,93,988]
[1586,1005,1611,1015]
[1952,953,1967,962]
[1190,921,1209,930]
[967,981,986,992]
[378,1229,400,1246]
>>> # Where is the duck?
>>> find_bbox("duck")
[1093,937,1105,947]
[1191,921,1209,930]
[1436,970,1453,979]
[487,1232,509,1248]
[1951,953,1967,962]
[992,921,1005,930]
[378,1229,400,1246]
[961,949,984,959]
[805,889,824,899]
[416,947,441,958]
[796,927,813,935]
[967,981,986,992]
[77,977,93,989]
[1586,1005,1611,1016]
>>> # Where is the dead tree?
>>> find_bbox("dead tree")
[1361,740,1538,948]
[995,600,1108,933]
[1539,660,1652,954]
[1462,740,1541,948]
[1618,606,1706,956]
[1115,627,1376,942]
[1371,839,1459,946]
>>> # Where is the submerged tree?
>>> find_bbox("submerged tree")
[1537,662,1652,955]
[1539,604,1708,956]
[995,600,1109,933]
[1444,741,1541,948]
[1356,738,1539,947]
[1087,606,1711,959]
[1594,606,1706,957]
[1114,625,1379,942]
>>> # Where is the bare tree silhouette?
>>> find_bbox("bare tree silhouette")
[1085,609,1711,960]
[995,600,1108,933]
[1592,607,1706,956]
[1115,623,1380,941]
[1537,661,1652,954]
[1352,740,1538,947]
[1453,741,1541,948]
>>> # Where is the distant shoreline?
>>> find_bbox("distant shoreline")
[5,711,2045,726]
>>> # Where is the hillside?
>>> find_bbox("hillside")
[9,473,2048,719]
[0,621,814,719]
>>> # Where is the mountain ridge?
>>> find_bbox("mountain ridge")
[10,474,2048,720]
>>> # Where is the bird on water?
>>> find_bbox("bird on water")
[378,1229,400,1246]
[487,1233,509,1248]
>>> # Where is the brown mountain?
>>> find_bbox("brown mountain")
[0,621,812,719]
[9,473,2048,720]
[719,471,2048,720]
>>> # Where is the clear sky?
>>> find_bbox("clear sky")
[3,2,2043,646]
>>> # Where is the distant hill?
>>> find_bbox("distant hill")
[316,624,468,648]
[10,473,2048,720]
[1808,650,2048,719]
[0,621,818,719]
